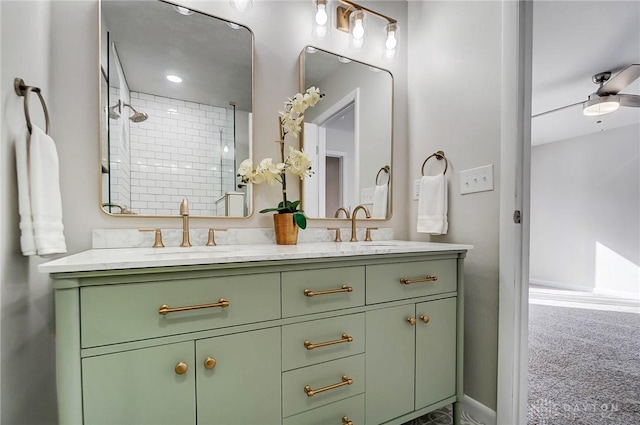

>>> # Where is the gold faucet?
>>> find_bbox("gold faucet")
[180,198,191,247]
[328,207,351,242]
[350,204,371,242]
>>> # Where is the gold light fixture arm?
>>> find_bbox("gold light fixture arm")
[337,0,397,25]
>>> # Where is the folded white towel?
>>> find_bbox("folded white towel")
[372,184,388,219]
[417,173,448,234]
[16,126,37,255]
[16,125,67,256]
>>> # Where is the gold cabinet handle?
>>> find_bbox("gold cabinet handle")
[407,317,417,326]
[175,361,188,375]
[204,356,217,369]
[158,298,229,315]
[304,333,353,351]
[420,315,431,324]
[342,416,353,425]
[304,285,353,297]
[399,275,438,285]
[304,375,353,397]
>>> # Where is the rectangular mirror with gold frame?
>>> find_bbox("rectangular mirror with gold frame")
[100,0,253,217]
[299,46,393,220]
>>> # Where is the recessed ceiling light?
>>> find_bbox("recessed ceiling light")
[166,75,183,83]
[227,22,241,30]
[173,6,194,16]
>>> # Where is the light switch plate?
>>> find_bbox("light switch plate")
[413,179,422,201]
[460,164,494,195]
[361,187,374,204]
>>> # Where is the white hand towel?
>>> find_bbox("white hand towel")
[16,126,37,255]
[19,125,67,256]
[372,184,388,219]
[417,173,448,234]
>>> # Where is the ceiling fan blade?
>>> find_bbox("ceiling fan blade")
[596,64,640,96]
[532,101,583,118]
[618,94,640,108]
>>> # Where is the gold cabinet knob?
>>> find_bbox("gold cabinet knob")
[420,315,431,324]
[204,356,217,370]
[175,361,188,375]
[342,416,354,425]
[407,317,417,326]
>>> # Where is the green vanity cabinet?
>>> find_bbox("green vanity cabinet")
[82,341,196,425]
[47,247,466,425]
[196,328,282,425]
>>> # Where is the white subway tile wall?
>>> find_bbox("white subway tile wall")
[108,87,131,212]
[108,90,237,215]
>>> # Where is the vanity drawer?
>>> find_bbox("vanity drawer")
[282,266,365,318]
[283,394,365,425]
[366,259,456,304]
[282,313,365,371]
[80,272,280,347]
[282,354,365,418]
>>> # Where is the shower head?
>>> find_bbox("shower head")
[123,103,149,123]
[108,103,121,119]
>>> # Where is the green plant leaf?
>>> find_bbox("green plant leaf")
[259,207,283,214]
[293,212,307,229]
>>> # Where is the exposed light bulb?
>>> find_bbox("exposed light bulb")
[315,25,328,38]
[223,145,229,153]
[166,75,183,83]
[385,30,397,50]
[352,18,365,39]
[315,4,328,25]
[229,0,253,12]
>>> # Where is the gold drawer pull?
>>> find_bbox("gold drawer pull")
[420,315,431,324]
[342,416,353,425]
[204,356,217,369]
[175,361,188,375]
[158,298,229,316]
[399,275,438,285]
[304,333,353,350]
[304,375,353,397]
[304,285,353,297]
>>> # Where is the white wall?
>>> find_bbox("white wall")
[530,124,640,299]
[0,1,409,423]
[1,1,58,423]
[407,1,502,410]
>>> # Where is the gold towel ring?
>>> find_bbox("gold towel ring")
[421,150,448,176]
[376,165,390,186]
[14,78,50,135]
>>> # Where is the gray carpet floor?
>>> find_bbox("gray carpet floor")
[528,303,640,424]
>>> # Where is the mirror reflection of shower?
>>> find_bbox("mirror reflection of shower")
[108,100,148,123]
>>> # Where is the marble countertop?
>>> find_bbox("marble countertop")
[38,241,473,274]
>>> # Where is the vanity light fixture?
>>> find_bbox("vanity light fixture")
[335,0,397,57]
[166,75,183,83]
[173,6,194,16]
[313,0,330,39]
[582,94,620,116]
[229,0,253,12]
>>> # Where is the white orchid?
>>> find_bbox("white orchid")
[286,147,313,179]
[236,88,323,230]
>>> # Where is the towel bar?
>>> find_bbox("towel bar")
[375,165,390,186]
[421,150,448,176]
[14,78,50,135]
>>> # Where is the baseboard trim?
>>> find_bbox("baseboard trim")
[529,279,590,292]
[593,288,640,301]
[463,395,496,425]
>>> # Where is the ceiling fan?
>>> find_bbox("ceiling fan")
[534,63,640,118]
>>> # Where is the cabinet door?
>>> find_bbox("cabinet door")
[82,341,195,425]
[196,327,281,425]
[415,298,457,410]
[365,304,416,425]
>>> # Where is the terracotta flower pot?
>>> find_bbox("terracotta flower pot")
[273,213,298,245]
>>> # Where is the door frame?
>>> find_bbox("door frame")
[497,1,532,424]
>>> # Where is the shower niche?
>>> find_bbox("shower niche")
[100,0,253,217]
